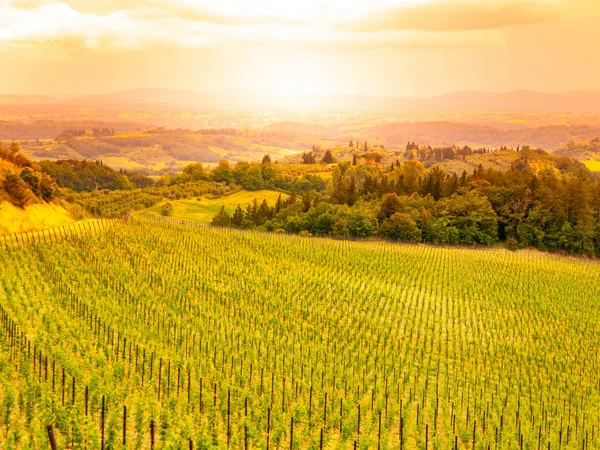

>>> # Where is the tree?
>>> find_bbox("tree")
[262,154,272,164]
[349,141,354,148]
[333,218,349,237]
[160,202,173,216]
[302,152,316,164]
[38,174,59,202]
[332,176,349,204]
[260,163,276,185]
[347,178,358,206]
[440,191,498,245]
[352,154,358,166]
[212,160,233,183]
[3,173,34,208]
[259,199,271,223]
[231,205,244,227]
[275,194,283,213]
[378,193,404,222]
[363,141,368,152]
[347,208,378,237]
[286,191,298,206]
[400,160,426,194]
[301,192,312,212]
[321,150,335,165]
[182,163,206,181]
[303,204,336,235]
[211,206,231,227]
[380,213,422,242]
[20,168,40,196]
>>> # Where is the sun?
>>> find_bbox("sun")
[259,58,334,97]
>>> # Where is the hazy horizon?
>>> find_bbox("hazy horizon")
[4,86,600,101]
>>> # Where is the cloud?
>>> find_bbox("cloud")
[1,0,579,52]
[339,0,567,32]
[0,2,215,51]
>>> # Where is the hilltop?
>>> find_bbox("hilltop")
[283,141,589,176]
[5,119,600,177]
[360,121,600,149]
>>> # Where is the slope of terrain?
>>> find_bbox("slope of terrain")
[0,201,73,234]
[17,128,304,174]
[285,144,589,175]
[583,159,600,172]
[0,218,599,447]
[362,121,600,149]
[0,157,73,234]
[552,139,600,160]
[139,189,287,223]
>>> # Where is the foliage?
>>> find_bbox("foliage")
[2,173,34,207]
[65,181,216,218]
[1,218,599,448]
[0,141,61,208]
[39,159,153,192]
[197,157,600,256]
[160,202,173,216]
[380,212,422,242]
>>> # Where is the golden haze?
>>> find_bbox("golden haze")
[0,0,599,98]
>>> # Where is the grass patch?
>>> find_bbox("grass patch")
[138,189,287,223]
[99,156,145,170]
[0,202,74,234]
[583,159,600,172]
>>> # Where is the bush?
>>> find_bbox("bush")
[161,202,174,216]
[3,173,34,208]
[380,213,422,242]
[346,210,378,238]
[506,237,519,251]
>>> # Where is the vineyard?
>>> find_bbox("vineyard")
[1,217,600,449]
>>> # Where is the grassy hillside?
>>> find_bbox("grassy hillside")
[361,122,600,149]
[0,144,64,212]
[286,144,589,175]
[583,159,600,172]
[552,139,600,164]
[140,189,287,223]
[0,218,599,447]
[19,128,307,174]
[0,201,74,234]
[0,148,72,233]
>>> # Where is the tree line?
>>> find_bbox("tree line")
[212,151,600,256]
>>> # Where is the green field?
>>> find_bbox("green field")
[0,217,599,448]
[141,189,287,223]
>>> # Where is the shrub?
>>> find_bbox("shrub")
[380,213,422,242]
[506,237,519,251]
[3,172,34,208]
[161,202,174,216]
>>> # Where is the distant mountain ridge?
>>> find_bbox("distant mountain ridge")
[2,89,600,113]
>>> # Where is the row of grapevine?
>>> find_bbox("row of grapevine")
[1,215,599,448]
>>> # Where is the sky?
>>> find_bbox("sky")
[0,0,599,97]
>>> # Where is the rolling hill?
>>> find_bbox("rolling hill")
[361,122,600,149]
[3,88,600,113]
